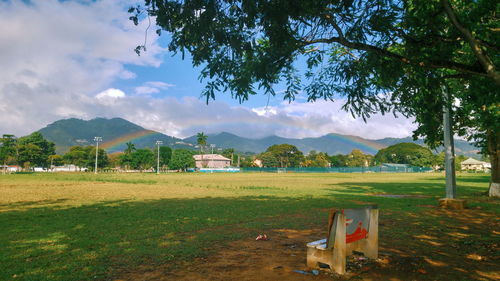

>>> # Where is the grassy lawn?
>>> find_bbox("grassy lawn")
[0,172,497,280]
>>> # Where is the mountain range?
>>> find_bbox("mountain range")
[38,117,480,157]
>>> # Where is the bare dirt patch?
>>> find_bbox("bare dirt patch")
[115,208,499,281]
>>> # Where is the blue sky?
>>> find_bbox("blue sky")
[0,0,416,139]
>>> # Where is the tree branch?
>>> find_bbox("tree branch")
[300,37,488,78]
[441,0,500,86]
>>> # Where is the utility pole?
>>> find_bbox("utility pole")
[0,142,4,175]
[156,140,163,175]
[439,85,464,209]
[94,137,102,174]
[442,86,456,198]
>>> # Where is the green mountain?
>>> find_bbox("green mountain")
[185,132,386,155]
[38,118,186,154]
[184,133,479,157]
[38,117,480,157]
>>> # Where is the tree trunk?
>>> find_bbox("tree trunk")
[487,129,500,197]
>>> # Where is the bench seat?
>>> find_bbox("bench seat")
[306,238,327,250]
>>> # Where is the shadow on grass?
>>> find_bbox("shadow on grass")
[0,199,70,209]
[326,182,445,195]
[1,196,351,281]
[328,179,490,198]
[427,174,491,183]
[0,181,496,281]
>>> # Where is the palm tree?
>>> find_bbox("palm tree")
[123,142,136,171]
[125,142,136,154]
[196,132,208,168]
[196,133,207,153]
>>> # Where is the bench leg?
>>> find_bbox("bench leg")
[306,247,320,268]
[331,213,346,274]
[361,208,378,259]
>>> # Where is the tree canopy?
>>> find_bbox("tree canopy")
[0,134,17,168]
[134,0,499,191]
[263,144,304,167]
[169,149,196,170]
[374,142,436,167]
[303,150,330,167]
[159,146,172,167]
[17,132,56,168]
[63,146,108,170]
[196,132,208,153]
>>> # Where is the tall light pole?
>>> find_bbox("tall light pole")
[156,140,163,174]
[94,137,102,174]
[0,142,4,175]
[439,84,464,209]
[210,144,216,154]
[442,86,457,198]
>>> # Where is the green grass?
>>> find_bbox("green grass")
[0,172,497,281]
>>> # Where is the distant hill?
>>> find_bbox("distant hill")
[37,117,481,157]
[185,132,386,155]
[38,118,186,154]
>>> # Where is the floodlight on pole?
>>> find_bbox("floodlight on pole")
[94,137,102,174]
[210,144,216,154]
[156,140,163,174]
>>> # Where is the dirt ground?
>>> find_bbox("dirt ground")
[116,208,499,281]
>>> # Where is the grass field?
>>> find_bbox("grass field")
[0,172,498,281]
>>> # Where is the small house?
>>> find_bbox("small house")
[460,158,490,172]
[193,154,231,168]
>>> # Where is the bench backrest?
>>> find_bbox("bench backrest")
[326,205,377,249]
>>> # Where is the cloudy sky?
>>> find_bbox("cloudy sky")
[0,0,416,140]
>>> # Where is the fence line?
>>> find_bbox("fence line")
[241,166,433,173]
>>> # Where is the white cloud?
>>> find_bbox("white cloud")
[0,0,417,141]
[96,88,126,99]
[135,81,175,95]
[0,0,164,135]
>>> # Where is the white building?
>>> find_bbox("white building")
[460,158,490,172]
[193,154,231,168]
[0,165,21,173]
[52,164,88,172]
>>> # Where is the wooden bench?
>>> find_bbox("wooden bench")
[306,206,378,274]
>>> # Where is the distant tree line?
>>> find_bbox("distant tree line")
[253,143,474,169]
[1,132,56,170]
[0,133,196,172]
[0,132,480,172]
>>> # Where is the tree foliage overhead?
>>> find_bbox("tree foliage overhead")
[134,0,499,187]
[132,0,498,104]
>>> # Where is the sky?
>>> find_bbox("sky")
[0,0,417,140]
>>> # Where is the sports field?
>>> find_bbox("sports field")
[0,172,498,280]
